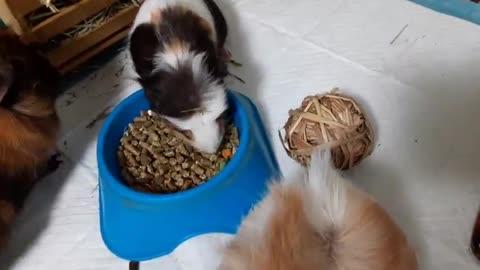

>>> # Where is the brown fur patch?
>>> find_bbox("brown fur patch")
[0,200,15,225]
[0,108,58,178]
[0,69,59,179]
[254,186,329,270]
[12,91,56,117]
[335,193,418,270]
[0,30,60,253]
[0,223,9,250]
[164,38,190,57]
[198,18,214,41]
[162,5,214,43]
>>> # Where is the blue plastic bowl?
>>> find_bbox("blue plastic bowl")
[97,89,281,261]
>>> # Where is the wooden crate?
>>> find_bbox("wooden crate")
[0,0,139,74]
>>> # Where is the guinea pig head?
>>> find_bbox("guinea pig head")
[140,52,228,153]
[130,7,231,153]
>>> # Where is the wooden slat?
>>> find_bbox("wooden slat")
[31,0,116,43]
[0,0,32,41]
[0,1,24,36]
[5,0,43,16]
[58,27,130,74]
[47,5,137,67]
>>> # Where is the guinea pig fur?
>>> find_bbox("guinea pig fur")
[0,30,60,250]
[129,0,229,153]
[219,149,418,270]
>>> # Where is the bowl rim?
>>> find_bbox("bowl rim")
[97,89,250,203]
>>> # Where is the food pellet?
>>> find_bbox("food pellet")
[118,111,239,194]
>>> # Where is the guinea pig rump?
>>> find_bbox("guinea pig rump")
[219,149,418,270]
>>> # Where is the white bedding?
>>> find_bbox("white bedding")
[1,0,480,269]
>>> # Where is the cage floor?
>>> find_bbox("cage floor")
[1,0,480,269]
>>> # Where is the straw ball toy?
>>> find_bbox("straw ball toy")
[280,89,374,170]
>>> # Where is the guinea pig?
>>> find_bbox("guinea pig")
[218,148,418,270]
[129,0,230,153]
[0,30,60,250]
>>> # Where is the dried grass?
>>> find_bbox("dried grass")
[29,0,81,26]
[280,89,374,170]
[33,0,143,52]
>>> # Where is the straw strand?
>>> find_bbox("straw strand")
[280,89,374,170]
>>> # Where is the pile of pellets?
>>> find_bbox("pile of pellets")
[118,111,239,194]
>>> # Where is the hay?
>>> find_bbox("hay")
[280,89,374,170]
[28,0,82,26]
[41,0,59,13]
[34,0,143,52]
[29,0,142,27]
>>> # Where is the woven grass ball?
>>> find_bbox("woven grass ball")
[280,89,374,170]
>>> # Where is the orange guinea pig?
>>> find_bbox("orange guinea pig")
[0,30,61,250]
[219,149,418,270]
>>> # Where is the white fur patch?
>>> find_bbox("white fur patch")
[303,148,348,230]
[153,47,209,80]
[164,81,227,153]
[131,0,217,42]
[232,149,350,249]
[153,46,194,72]
[154,47,227,153]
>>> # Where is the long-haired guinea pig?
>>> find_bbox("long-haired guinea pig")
[0,30,60,250]
[219,149,418,270]
[129,0,229,153]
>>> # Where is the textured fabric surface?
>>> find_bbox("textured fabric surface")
[1,0,480,269]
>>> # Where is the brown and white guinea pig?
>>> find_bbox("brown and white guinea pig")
[219,149,418,270]
[0,30,60,250]
[129,0,229,153]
